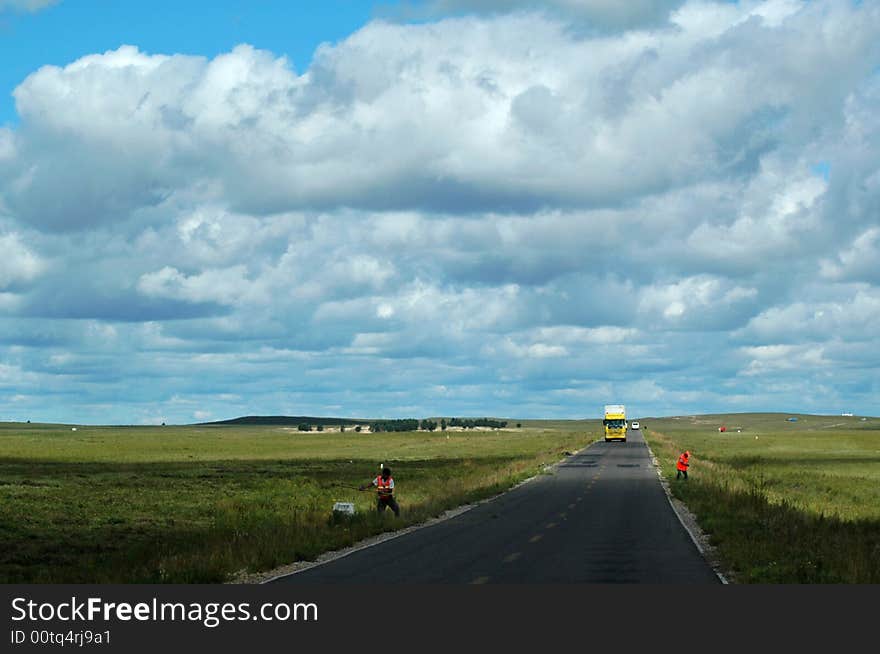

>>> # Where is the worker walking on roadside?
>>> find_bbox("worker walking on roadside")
[676,451,690,480]
[360,465,400,516]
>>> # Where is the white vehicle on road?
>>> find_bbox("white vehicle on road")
[631,421,640,430]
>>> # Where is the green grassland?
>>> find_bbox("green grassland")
[642,413,880,583]
[5,413,877,584]
[0,421,595,583]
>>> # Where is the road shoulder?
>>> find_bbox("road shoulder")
[643,439,731,584]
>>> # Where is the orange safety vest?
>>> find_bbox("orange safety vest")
[676,454,690,471]
[375,476,394,498]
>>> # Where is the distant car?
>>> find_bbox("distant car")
[631,421,640,430]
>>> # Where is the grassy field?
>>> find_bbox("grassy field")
[641,413,880,583]
[0,421,596,583]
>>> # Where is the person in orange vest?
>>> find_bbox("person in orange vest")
[676,451,690,480]
[360,465,400,516]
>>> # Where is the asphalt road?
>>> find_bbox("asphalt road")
[271,428,720,584]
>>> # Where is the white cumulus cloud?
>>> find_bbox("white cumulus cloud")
[1,1,880,421]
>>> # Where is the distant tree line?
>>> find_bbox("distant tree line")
[369,419,420,433]
[447,417,508,429]
[296,423,345,432]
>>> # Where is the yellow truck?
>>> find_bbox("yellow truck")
[603,404,627,442]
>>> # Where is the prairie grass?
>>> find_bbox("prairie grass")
[0,422,595,583]
[642,413,880,583]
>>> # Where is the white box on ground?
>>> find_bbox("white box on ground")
[333,502,355,515]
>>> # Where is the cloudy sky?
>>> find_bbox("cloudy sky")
[1,0,878,424]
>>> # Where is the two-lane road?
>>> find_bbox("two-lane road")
[271,428,720,583]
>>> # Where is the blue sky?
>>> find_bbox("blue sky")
[1,0,380,126]
[1,0,879,424]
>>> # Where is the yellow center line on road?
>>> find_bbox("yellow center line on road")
[503,552,522,563]
[558,513,567,520]
[470,576,490,585]
[545,522,558,529]
[529,534,543,543]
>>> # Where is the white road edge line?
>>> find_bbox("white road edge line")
[642,438,729,585]
[256,444,593,584]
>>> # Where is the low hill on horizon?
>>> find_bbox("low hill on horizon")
[196,411,880,428]
[197,415,368,426]
[2,411,875,428]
